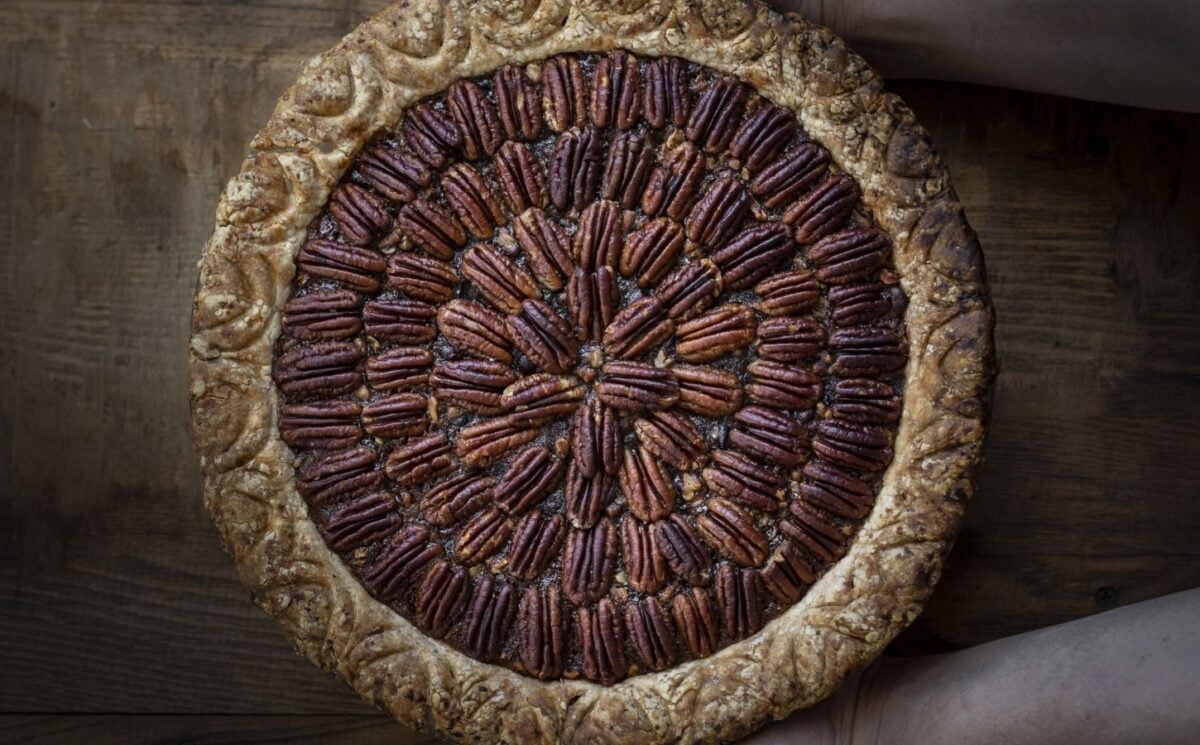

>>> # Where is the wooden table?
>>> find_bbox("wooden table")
[2,2,1198,742]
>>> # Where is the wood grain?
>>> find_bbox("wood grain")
[1,0,1197,739]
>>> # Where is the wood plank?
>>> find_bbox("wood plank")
[0,715,439,745]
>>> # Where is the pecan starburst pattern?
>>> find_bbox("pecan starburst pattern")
[272,51,907,684]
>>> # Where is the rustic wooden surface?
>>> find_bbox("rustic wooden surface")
[1,1,1197,742]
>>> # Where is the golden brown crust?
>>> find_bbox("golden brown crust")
[189,1,994,742]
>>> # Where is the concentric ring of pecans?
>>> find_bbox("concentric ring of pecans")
[273,51,908,685]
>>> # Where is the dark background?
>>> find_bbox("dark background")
[2,1,1198,742]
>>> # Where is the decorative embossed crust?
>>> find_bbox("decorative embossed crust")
[189,1,994,742]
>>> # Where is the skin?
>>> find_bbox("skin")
[781,1,1200,112]
[744,588,1200,744]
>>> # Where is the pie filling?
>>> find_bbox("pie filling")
[271,51,907,684]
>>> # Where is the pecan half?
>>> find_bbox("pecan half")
[619,446,676,522]
[620,514,667,593]
[715,564,764,641]
[642,140,705,220]
[318,490,400,551]
[396,199,467,260]
[685,176,751,251]
[508,299,578,374]
[710,222,794,290]
[829,282,893,326]
[812,419,894,472]
[431,359,516,415]
[297,239,385,292]
[549,126,603,212]
[829,327,907,375]
[494,141,546,213]
[800,459,874,519]
[362,298,437,344]
[274,341,363,397]
[634,410,707,470]
[462,574,517,661]
[356,143,431,203]
[564,458,614,529]
[280,400,362,450]
[283,290,362,341]
[686,75,749,154]
[365,346,434,391]
[655,259,723,321]
[729,102,797,174]
[671,587,719,657]
[442,163,507,239]
[746,359,821,409]
[387,252,457,303]
[508,510,566,580]
[518,586,564,679]
[562,518,618,606]
[362,392,429,438]
[575,199,623,271]
[514,209,575,291]
[403,104,462,169]
[567,267,618,342]
[455,414,541,466]
[494,64,543,141]
[696,497,770,567]
[755,269,820,316]
[591,50,641,130]
[619,217,685,288]
[729,405,808,467]
[420,473,494,527]
[749,143,830,209]
[672,364,743,416]
[808,228,890,284]
[438,300,513,363]
[652,513,709,585]
[384,432,452,487]
[675,304,757,363]
[297,447,380,505]
[462,244,540,314]
[781,501,847,564]
[601,130,655,209]
[830,378,901,425]
[642,56,689,130]
[448,79,502,160]
[760,541,816,604]
[756,316,824,362]
[502,373,585,424]
[415,560,470,638]
[455,507,514,565]
[626,596,677,673]
[603,296,674,359]
[330,183,392,245]
[702,450,786,512]
[541,54,588,133]
[495,446,566,515]
[572,397,621,477]
[786,174,860,244]
[361,525,440,600]
[577,598,627,685]
[597,361,679,411]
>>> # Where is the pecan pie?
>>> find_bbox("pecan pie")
[189,1,994,742]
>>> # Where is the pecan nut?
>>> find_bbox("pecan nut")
[362,298,437,344]
[448,79,502,160]
[642,140,705,220]
[502,373,585,424]
[462,574,517,661]
[356,142,431,203]
[575,199,623,271]
[619,217,685,288]
[655,259,723,321]
[625,596,677,673]
[781,501,847,564]
[387,252,457,303]
[508,510,566,580]
[365,346,434,391]
[431,359,516,416]
[686,75,749,154]
[749,143,830,209]
[384,432,453,487]
[361,525,440,600]
[494,140,546,213]
[812,419,894,472]
[455,414,541,465]
[495,446,566,515]
[715,564,764,641]
[493,64,543,141]
[709,222,794,290]
[564,458,614,529]
[283,290,363,341]
[603,296,674,359]
[420,473,494,527]
[597,360,679,411]
[634,409,707,470]
[829,326,907,375]
[760,541,817,604]
[280,399,362,450]
[652,513,709,586]
[567,267,618,342]
[454,507,514,565]
[361,392,430,439]
[403,104,462,169]
[702,449,787,512]
[518,585,564,679]
[514,209,575,291]
[829,378,901,425]
[642,56,690,130]
[685,176,751,251]
[329,183,392,245]
[619,446,676,522]
[297,447,380,505]
[415,560,471,637]
[620,515,667,593]
[541,54,588,133]
[696,497,771,567]
[785,174,860,244]
[297,239,385,292]
[729,102,797,174]
[756,316,824,362]
[461,244,540,314]
[507,299,578,374]
[601,130,655,208]
[746,359,821,409]
[549,126,603,212]
[561,518,618,606]
[800,459,875,519]
[273,341,363,397]
[675,304,757,363]
[828,282,894,326]
[577,598,627,685]
[442,163,507,239]
[591,49,641,130]
[438,299,513,363]
[572,397,621,477]
[397,199,467,260]
[318,490,401,551]
[755,269,820,316]
[808,228,890,284]
[671,587,719,657]
[729,405,809,467]
[672,364,743,416]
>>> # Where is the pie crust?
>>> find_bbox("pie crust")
[188,1,994,742]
